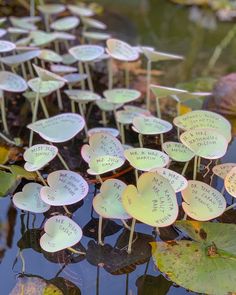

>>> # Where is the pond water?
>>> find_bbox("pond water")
[1,1,236,295]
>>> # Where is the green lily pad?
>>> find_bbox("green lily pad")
[0,170,18,197]
[151,220,236,294]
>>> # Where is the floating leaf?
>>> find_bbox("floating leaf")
[40,215,83,253]
[151,220,236,295]
[13,183,50,213]
[124,148,169,171]
[122,172,178,227]
[40,170,88,206]
[10,165,37,180]
[136,274,172,295]
[27,113,85,143]
[0,146,9,164]
[0,170,18,197]
[93,179,130,219]
[182,180,226,220]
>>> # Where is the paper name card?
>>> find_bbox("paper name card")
[0,71,27,92]
[69,45,104,62]
[106,38,139,61]
[162,141,195,162]
[88,155,125,175]
[103,88,141,104]
[225,167,236,198]
[132,116,172,135]
[64,89,101,103]
[212,163,236,180]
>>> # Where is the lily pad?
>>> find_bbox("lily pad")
[151,220,236,295]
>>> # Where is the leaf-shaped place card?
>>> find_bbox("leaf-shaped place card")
[50,16,80,31]
[64,89,101,103]
[96,98,122,111]
[40,215,82,252]
[174,110,231,142]
[124,148,169,171]
[67,4,94,17]
[82,17,106,29]
[38,4,66,15]
[88,127,119,138]
[88,155,125,175]
[24,144,58,172]
[151,220,236,295]
[225,167,236,198]
[28,78,64,94]
[69,45,104,62]
[162,141,195,162]
[50,64,77,74]
[82,31,111,41]
[81,132,124,164]
[27,113,85,143]
[151,168,188,193]
[106,38,139,61]
[180,128,228,159]
[212,163,236,180]
[0,50,40,66]
[103,88,141,104]
[32,64,67,83]
[0,71,27,92]
[0,40,16,53]
[122,172,178,227]
[40,170,88,206]
[182,180,226,221]
[93,179,131,219]
[13,183,50,213]
[39,49,62,63]
[132,116,172,135]
[143,48,184,62]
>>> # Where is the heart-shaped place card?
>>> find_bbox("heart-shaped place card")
[0,71,27,92]
[40,170,89,206]
[38,4,66,15]
[32,64,67,83]
[69,45,104,62]
[96,99,122,111]
[132,116,172,135]
[93,179,131,219]
[67,4,94,17]
[13,183,50,213]
[50,16,80,31]
[106,38,139,61]
[50,64,77,74]
[63,73,88,84]
[0,40,16,53]
[40,215,83,252]
[182,180,226,221]
[81,132,124,164]
[174,110,231,142]
[88,155,125,175]
[180,128,228,160]
[27,113,85,143]
[162,141,195,162]
[30,30,56,46]
[24,144,58,172]
[0,50,40,66]
[124,105,150,115]
[151,168,188,193]
[88,127,119,138]
[143,48,184,62]
[28,78,64,94]
[212,163,236,180]
[225,167,236,198]
[124,148,169,171]
[82,17,106,29]
[103,88,141,104]
[150,84,187,98]
[38,49,62,63]
[116,110,147,125]
[122,172,178,227]
[64,90,101,103]
[52,32,75,41]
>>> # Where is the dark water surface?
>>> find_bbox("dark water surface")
[1,1,236,294]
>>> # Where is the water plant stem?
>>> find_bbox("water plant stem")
[193,156,198,180]
[127,218,136,254]
[36,170,47,186]
[181,161,189,176]
[67,247,86,255]
[138,133,143,148]
[0,94,9,135]
[146,60,151,110]
[84,62,94,92]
